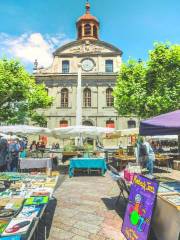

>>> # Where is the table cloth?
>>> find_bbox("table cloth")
[19,158,52,170]
[69,158,107,177]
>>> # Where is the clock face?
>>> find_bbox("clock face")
[82,59,94,72]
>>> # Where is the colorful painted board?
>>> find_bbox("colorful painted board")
[121,174,159,240]
[17,205,42,219]
[0,236,21,240]
[1,218,32,236]
[0,220,9,234]
[24,196,48,206]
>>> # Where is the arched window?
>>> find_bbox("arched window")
[83,120,93,126]
[84,24,91,36]
[59,120,68,128]
[128,120,136,129]
[106,120,115,128]
[93,25,97,38]
[105,60,113,73]
[106,88,114,107]
[61,88,68,108]
[83,88,91,107]
[62,60,69,73]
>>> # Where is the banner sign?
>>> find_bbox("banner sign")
[121,174,159,240]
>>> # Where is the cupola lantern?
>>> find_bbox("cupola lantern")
[76,1,99,40]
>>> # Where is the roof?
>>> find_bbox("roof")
[140,110,180,136]
[77,1,99,24]
[77,13,99,23]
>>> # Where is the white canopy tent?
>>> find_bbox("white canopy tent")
[149,135,178,140]
[0,125,51,136]
[116,128,139,137]
[52,125,114,139]
[0,133,22,140]
[105,128,139,139]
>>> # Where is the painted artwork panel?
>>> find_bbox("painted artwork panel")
[121,174,159,240]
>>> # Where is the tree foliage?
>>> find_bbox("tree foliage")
[114,43,180,118]
[0,58,53,126]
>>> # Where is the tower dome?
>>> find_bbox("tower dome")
[76,1,100,40]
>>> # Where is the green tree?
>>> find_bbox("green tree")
[114,43,180,118]
[0,58,53,126]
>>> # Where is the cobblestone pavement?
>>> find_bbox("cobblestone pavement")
[48,174,127,240]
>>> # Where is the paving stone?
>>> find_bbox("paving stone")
[49,227,74,239]
[74,212,104,223]
[75,221,101,234]
[71,227,90,238]
[48,174,126,239]
[72,236,89,240]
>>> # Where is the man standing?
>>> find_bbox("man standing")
[8,139,21,172]
[0,138,8,171]
[143,138,155,175]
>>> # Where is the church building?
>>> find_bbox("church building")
[34,2,137,130]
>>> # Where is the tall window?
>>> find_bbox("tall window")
[83,88,91,107]
[61,88,68,108]
[93,25,97,38]
[106,120,115,128]
[105,60,113,72]
[59,120,68,128]
[62,60,69,73]
[128,120,136,129]
[84,24,91,36]
[106,88,114,107]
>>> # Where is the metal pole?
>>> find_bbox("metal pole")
[76,63,82,126]
[75,63,82,147]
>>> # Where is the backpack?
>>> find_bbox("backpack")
[139,143,148,156]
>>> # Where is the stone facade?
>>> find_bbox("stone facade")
[34,3,138,131]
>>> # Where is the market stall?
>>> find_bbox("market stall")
[69,157,107,177]
[0,172,59,239]
[139,110,180,240]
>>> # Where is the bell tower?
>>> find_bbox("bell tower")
[76,1,100,40]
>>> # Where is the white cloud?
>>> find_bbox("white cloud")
[0,32,71,68]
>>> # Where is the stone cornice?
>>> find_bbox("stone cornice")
[57,52,121,58]
[34,72,118,78]
[53,39,123,56]
[36,77,117,87]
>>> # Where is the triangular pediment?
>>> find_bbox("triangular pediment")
[54,40,122,56]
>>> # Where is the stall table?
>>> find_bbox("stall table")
[155,156,174,170]
[113,155,136,171]
[19,158,52,172]
[69,158,107,177]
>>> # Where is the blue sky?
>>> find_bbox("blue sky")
[0,0,179,71]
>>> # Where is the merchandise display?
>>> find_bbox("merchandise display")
[124,163,142,182]
[0,220,9,234]
[161,181,180,193]
[2,219,32,236]
[16,206,42,219]
[160,193,180,207]
[24,196,49,206]
[0,172,59,238]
